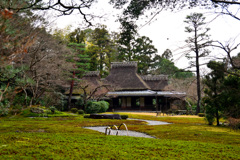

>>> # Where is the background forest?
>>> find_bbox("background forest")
[0,0,240,126]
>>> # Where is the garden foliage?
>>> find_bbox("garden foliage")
[85,100,109,114]
[70,108,78,113]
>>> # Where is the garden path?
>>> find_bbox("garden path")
[84,119,171,138]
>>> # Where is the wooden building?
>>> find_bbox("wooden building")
[67,61,186,112]
[104,62,186,111]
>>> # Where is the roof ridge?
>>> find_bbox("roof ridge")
[111,61,137,68]
[141,75,168,81]
[84,71,100,77]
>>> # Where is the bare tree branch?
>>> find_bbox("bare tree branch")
[0,0,97,26]
[212,40,240,69]
[211,0,240,5]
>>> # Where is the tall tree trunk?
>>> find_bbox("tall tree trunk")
[214,87,220,126]
[67,71,75,110]
[196,55,201,114]
[100,51,103,76]
[195,28,201,114]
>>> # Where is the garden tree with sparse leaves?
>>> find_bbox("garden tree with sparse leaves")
[75,80,110,110]
[212,41,240,76]
[0,0,99,26]
[203,61,225,126]
[20,26,72,107]
[183,13,212,114]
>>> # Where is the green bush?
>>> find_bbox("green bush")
[85,101,100,114]
[121,115,128,119]
[98,101,109,113]
[198,113,205,117]
[49,106,56,114]
[70,108,78,113]
[84,101,109,114]
[78,109,84,115]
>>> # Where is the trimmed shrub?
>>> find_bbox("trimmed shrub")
[78,109,84,115]
[98,101,109,113]
[198,113,205,117]
[85,101,100,114]
[121,115,128,119]
[70,108,78,113]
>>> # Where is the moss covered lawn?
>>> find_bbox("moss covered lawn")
[0,112,239,159]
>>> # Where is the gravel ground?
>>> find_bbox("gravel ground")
[84,126,155,138]
[83,119,171,138]
[128,118,171,125]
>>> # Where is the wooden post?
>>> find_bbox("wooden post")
[155,95,158,112]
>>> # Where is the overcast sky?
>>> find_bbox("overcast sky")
[51,1,240,72]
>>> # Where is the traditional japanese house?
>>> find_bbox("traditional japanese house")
[104,62,186,111]
[67,61,186,112]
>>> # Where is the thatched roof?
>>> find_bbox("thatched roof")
[105,61,150,91]
[81,71,101,87]
[141,75,169,91]
[65,62,186,99]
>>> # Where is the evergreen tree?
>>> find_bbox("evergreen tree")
[184,12,212,114]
